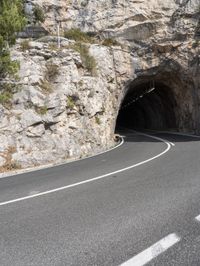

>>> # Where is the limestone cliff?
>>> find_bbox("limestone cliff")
[0,0,199,171]
[25,0,200,131]
[0,38,131,169]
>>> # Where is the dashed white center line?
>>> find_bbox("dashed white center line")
[120,233,180,266]
[195,215,200,222]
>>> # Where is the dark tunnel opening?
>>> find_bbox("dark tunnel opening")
[116,81,177,131]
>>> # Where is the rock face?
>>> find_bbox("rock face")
[0,0,199,170]
[0,39,131,168]
[28,0,199,131]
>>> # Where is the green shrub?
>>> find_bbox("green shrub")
[0,0,26,78]
[0,0,27,46]
[35,105,48,115]
[0,91,12,108]
[0,50,20,78]
[64,28,93,43]
[67,96,76,109]
[71,43,97,76]
[33,4,45,24]
[102,38,120,47]
[0,83,20,108]
[20,39,30,51]
[95,116,101,125]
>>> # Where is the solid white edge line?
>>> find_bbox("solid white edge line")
[134,131,175,147]
[120,233,180,266]
[145,129,200,139]
[132,128,200,145]
[121,128,176,147]
[1,129,197,180]
[0,132,172,207]
[0,137,125,179]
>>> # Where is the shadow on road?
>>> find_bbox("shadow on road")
[116,127,200,143]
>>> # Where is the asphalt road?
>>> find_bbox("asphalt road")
[1,130,200,266]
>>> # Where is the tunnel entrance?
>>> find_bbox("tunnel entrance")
[116,81,177,130]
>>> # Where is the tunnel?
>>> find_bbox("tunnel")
[116,80,178,131]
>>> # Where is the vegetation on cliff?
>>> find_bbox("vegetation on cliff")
[0,0,26,78]
[33,4,45,24]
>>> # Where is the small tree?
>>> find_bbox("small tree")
[0,0,26,78]
[0,0,26,46]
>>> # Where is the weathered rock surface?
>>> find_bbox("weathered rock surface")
[0,0,199,170]
[0,39,131,169]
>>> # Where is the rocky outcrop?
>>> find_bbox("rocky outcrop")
[25,0,199,38]
[0,38,131,169]
[0,0,199,171]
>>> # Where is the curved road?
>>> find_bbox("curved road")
[1,130,200,265]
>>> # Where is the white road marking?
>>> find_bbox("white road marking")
[136,131,175,147]
[121,128,175,147]
[120,233,180,266]
[0,137,125,179]
[0,133,172,207]
[195,215,200,222]
[145,129,200,139]
[162,131,200,138]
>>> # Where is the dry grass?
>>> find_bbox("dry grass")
[39,79,52,93]
[102,38,120,47]
[70,42,97,76]
[45,62,59,81]
[64,28,94,43]
[66,96,76,109]
[0,146,21,172]
[20,40,31,52]
[35,105,48,115]
[95,116,101,125]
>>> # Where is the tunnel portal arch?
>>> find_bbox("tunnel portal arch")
[115,73,196,132]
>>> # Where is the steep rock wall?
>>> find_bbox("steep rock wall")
[0,39,131,169]
[27,0,199,132]
[0,0,199,170]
